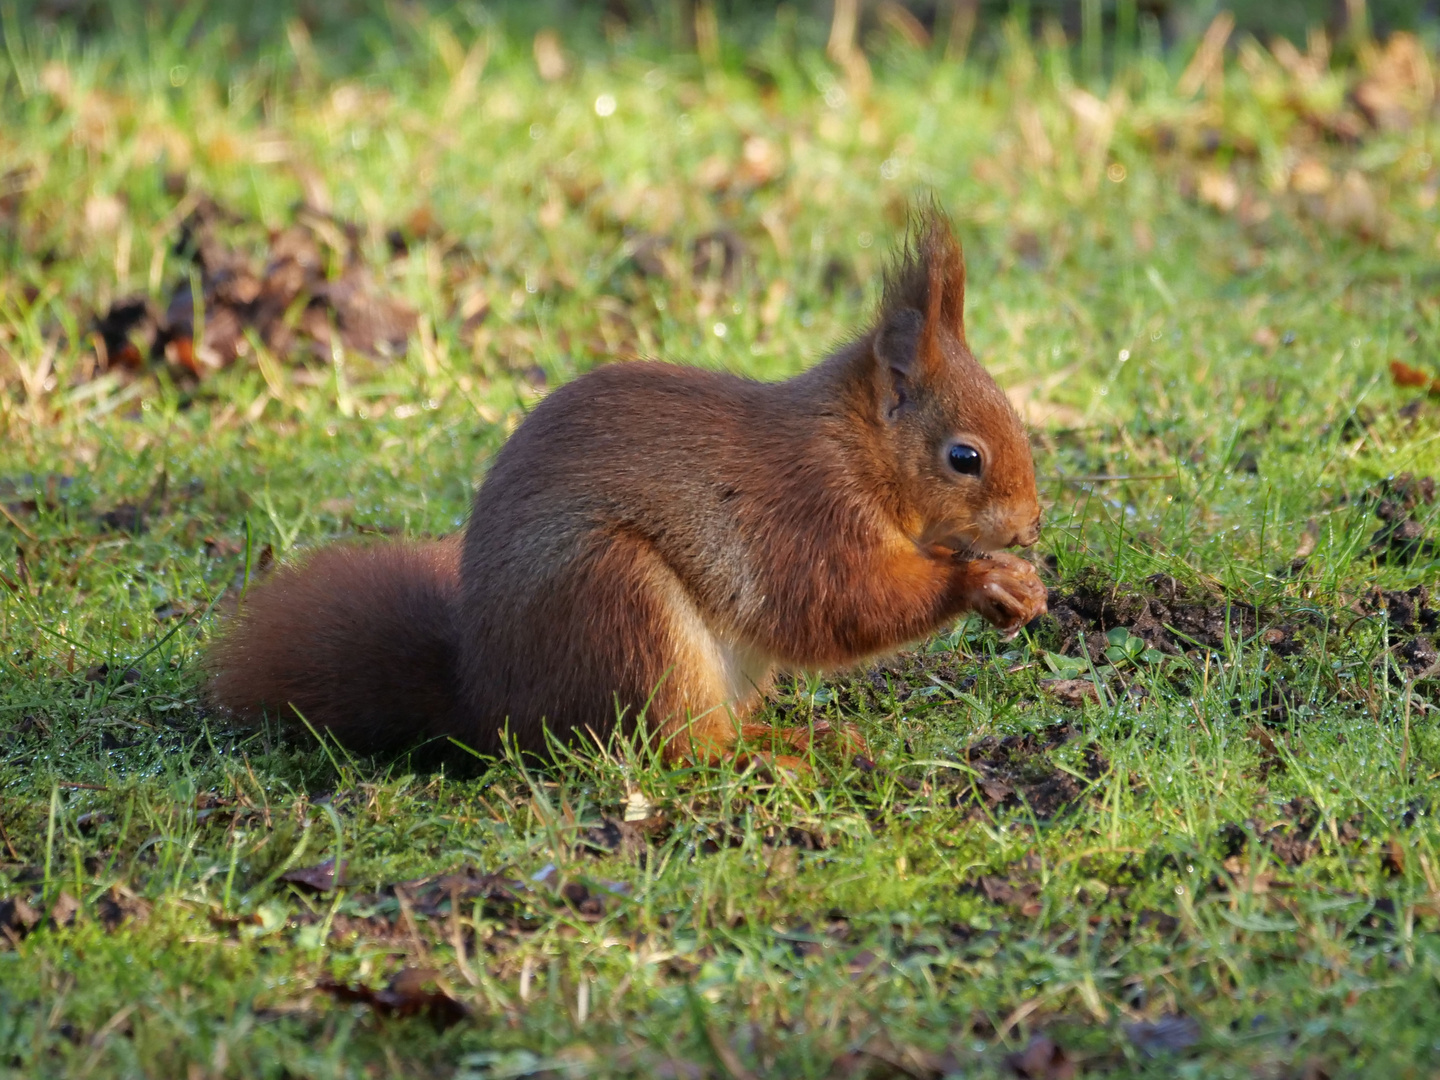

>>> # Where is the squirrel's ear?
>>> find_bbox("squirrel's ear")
[875,206,968,408]
[875,307,924,419]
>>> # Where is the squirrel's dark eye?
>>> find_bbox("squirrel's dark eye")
[947,443,982,476]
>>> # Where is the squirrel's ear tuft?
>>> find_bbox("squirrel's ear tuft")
[878,203,967,360]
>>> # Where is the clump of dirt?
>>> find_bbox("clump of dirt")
[1357,584,1439,634]
[1044,570,1271,666]
[1369,473,1437,564]
[1221,798,1364,868]
[91,191,416,380]
[945,723,1108,820]
[1355,584,1440,678]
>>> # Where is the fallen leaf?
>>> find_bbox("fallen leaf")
[1124,1014,1201,1056]
[976,875,1043,918]
[203,535,245,558]
[1248,724,1280,764]
[1198,169,1240,213]
[49,891,80,929]
[533,29,568,82]
[1222,855,1277,895]
[1293,519,1320,560]
[0,896,40,935]
[319,966,469,1028]
[1039,678,1100,707]
[92,297,157,371]
[1354,32,1433,131]
[737,136,784,187]
[1004,1034,1074,1079]
[980,778,1015,803]
[280,858,348,893]
[1382,838,1405,877]
[96,886,151,931]
[1290,158,1333,195]
[1323,170,1381,239]
[84,193,125,234]
[1390,360,1440,396]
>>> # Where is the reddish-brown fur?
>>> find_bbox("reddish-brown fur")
[206,208,1047,767]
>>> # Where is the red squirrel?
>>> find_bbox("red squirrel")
[207,208,1046,769]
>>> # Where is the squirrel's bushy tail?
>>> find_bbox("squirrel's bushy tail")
[206,537,463,756]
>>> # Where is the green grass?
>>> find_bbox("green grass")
[3,5,1440,1077]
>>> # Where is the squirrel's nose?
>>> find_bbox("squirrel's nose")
[1010,519,1041,548]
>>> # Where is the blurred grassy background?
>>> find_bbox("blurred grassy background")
[19,0,1440,54]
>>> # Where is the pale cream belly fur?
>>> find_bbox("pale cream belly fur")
[649,562,776,753]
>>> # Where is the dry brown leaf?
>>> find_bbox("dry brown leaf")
[1390,360,1440,396]
[1323,170,1381,238]
[1125,1014,1201,1056]
[1354,33,1435,131]
[319,967,469,1028]
[1198,169,1240,213]
[49,891,80,928]
[0,896,40,935]
[280,858,348,893]
[97,886,151,931]
[1291,158,1333,195]
[1293,519,1320,560]
[1004,1034,1075,1079]
[533,29,567,82]
[738,136,783,187]
[84,193,125,234]
[1040,679,1100,707]
[694,154,732,192]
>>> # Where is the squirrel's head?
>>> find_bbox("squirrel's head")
[866,208,1041,554]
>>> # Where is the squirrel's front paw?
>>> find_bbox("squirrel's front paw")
[957,552,1047,638]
